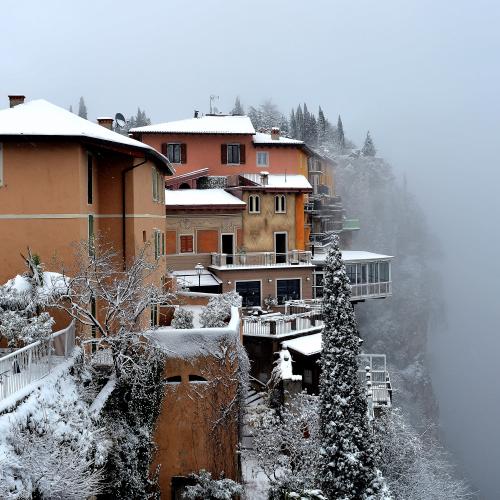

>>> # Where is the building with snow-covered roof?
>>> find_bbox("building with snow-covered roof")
[0,96,172,322]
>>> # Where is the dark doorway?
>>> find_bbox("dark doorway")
[236,281,261,307]
[222,234,234,265]
[274,232,287,264]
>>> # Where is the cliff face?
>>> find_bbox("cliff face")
[334,154,442,426]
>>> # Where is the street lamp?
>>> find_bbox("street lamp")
[195,263,204,288]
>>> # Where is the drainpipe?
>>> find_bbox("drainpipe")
[122,158,148,268]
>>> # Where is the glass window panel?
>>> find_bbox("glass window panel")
[276,279,301,305]
[380,262,389,282]
[346,264,356,284]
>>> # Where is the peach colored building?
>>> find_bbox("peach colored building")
[0,96,173,326]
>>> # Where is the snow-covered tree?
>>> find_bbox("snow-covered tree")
[199,291,241,328]
[362,131,377,157]
[171,307,194,329]
[252,392,324,497]
[317,106,327,147]
[182,470,243,499]
[318,235,381,499]
[248,100,286,132]
[337,115,345,152]
[78,96,88,119]
[231,96,244,116]
[375,409,472,499]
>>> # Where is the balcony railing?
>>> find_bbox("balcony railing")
[350,281,392,299]
[210,250,312,269]
[343,218,360,230]
[242,312,324,338]
[357,354,393,412]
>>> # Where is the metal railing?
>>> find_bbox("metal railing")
[285,298,323,315]
[357,354,392,412]
[350,281,392,299]
[242,312,323,337]
[0,321,76,403]
[210,250,312,268]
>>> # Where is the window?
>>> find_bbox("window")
[227,144,241,164]
[152,167,165,203]
[150,303,158,326]
[188,374,208,382]
[257,151,268,166]
[303,369,313,385]
[379,261,390,282]
[236,281,261,307]
[313,272,324,298]
[165,375,181,383]
[88,215,94,256]
[248,194,260,213]
[346,264,356,284]
[276,279,301,305]
[180,235,193,253]
[369,262,379,283]
[87,153,93,204]
[167,143,182,164]
[90,296,96,352]
[154,230,164,259]
[275,195,286,213]
[0,142,3,187]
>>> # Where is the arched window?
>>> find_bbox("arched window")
[164,375,182,384]
[275,195,286,213]
[248,194,260,214]
[188,374,208,383]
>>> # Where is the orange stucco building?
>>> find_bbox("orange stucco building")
[0,97,173,297]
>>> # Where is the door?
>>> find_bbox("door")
[274,232,287,264]
[222,234,234,265]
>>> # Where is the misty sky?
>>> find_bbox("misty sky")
[3,1,500,497]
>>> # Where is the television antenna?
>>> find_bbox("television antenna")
[209,95,219,114]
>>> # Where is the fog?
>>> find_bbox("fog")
[3,0,500,497]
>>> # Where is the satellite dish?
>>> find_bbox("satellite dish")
[115,113,126,128]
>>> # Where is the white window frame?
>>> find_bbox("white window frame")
[256,151,268,167]
[273,231,288,255]
[248,194,260,214]
[167,143,182,164]
[179,233,194,254]
[275,277,302,305]
[275,194,286,213]
[234,279,262,308]
[0,142,3,187]
[221,233,235,255]
[227,143,241,165]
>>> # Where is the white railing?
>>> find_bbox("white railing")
[357,354,392,411]
[351,281,392,299]
[0,321,76,403]
[285,299,323,315]
[242,312,323,337]
[210,250,312,268]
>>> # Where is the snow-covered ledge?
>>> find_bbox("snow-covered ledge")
[148,306,240,358]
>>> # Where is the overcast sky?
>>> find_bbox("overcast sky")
[3,1,500,497]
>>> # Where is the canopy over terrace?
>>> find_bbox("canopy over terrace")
[172,269,222,294]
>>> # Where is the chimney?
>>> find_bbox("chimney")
[9,95,25,108]
[260,171,269,186]
[194,110,199,118]
[97,117,114,130]
[271,127,280,140]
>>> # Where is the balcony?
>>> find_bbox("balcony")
[209,250,313,269]
[242,311,324,339]
[357,354,393,414]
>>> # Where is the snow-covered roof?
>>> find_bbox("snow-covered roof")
[0,99,172,172]
[172,270,222,288]
[312,250,393,264]
[282,333,322,357]
[166,188,246,207]
[252,132,304,146]
[241,173,312,190]
[131,115,255,135]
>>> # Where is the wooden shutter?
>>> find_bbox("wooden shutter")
[221,144,227,164]
[180,235,193,253]
[240,144,246,164]
[166,231,177,254]
[161,143,168,155]
[181,143,187,163]
[197,230,219,253]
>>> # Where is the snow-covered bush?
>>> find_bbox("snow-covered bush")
[200,291,241,328]
[197,176,228,189]
[252,392,322,496]
[0,354,107,499]
[182,470,243,500]
[171,307,194,329]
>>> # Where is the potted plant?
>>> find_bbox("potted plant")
[237,246,247,265]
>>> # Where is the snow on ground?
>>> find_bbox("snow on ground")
[241,453,270,500]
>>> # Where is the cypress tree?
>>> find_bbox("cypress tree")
[290,109,297,139]
[295,105,304,141]
[362,131,377,157]
[78,97,88,119]
[337,115,345,152]
[318,235,380,499]
[231,96,244,115]
[317,106,326,147]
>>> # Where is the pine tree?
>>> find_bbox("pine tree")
[317,106,327,147]
[337,115,345,152]
[78,97,88,119]
[290,109,297,139]
[231,96,244,115]
[295,105,304,141]
[318,235,380,499]
[362,131,377,157]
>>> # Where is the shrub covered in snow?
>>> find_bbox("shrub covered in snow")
[200,291,241,328]
[197,176,228,189]
[171,307,194,329]
[182,469,243,500]
[0,353,107,500]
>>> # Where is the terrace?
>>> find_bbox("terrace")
[209,250,313,270]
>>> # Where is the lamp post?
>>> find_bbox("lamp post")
[195,263,204,288]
